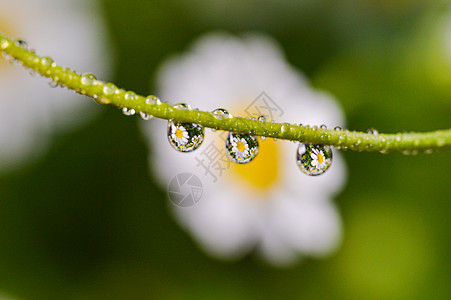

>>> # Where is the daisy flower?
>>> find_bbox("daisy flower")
[311,147,326,170]
[231,136,249,159]
[141,33,347,266]
[171,123,189,145]
[0,0,111,171]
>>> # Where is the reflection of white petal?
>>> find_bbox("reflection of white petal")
[0,0,111,171]
[142,32,347,266]
[311,160,319,168]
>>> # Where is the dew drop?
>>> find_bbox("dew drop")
[402,150,411,155]
[14,39,29,50]
[0,39,11,50]
[139,112,153,120]
[174,103,191,110]
[47,78,58,88]
[11,57,21,66]
[437,138,445,147]
[320,124,328,129]
[258,115,267,122]
[260,136,266,141]
[81,73,96,86]
[334,126,342,131]
[281,123,290,134]
[103,83,117,96]
[296,143,332,176]
[225,133,259,164]
[122,107,135,116]
[212,108,232,119]
[40,56,54,68]
[312,125,318,131]
[168,120,204,152]
[367,127,379,135]
[146,95,161,105]
[124,91,136,101]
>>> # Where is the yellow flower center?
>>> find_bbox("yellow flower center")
[225,106,281,192]
[236,140,245,152]
[175,128,183,139]
[317,152,324,164]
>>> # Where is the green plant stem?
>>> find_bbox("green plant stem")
[1,33,450,153]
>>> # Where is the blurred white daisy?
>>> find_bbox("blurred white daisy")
[0,0,111,171]
[141,33,347,266]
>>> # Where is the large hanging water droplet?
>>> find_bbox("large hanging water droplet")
[168,121,204,152]
[225,133,259,164]
[296,143,332,176]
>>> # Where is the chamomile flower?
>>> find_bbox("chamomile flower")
[171,123,189,145]
[311,148,327,170]
[231,137,249,159]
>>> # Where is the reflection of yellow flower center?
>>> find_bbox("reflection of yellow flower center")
[226,106,281,192]
[317,152,324,164]
[237,140,245,152]
[175,128,183,139]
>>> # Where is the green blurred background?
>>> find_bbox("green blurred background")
[1,0,450,299]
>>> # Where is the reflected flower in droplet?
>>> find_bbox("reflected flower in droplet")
[171,123,189,145]
[167,120,205,152]
[0,0,111,172]
[226,132,259,164]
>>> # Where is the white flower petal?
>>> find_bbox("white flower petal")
[0,0,111,171]
[269,190,342,257]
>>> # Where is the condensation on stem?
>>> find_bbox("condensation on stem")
[1,32,450,154]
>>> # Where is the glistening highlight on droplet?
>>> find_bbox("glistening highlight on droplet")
[225,133,259,164]
[296,143,332,176]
